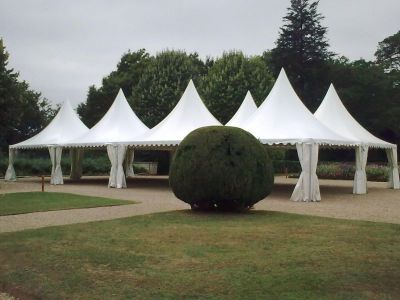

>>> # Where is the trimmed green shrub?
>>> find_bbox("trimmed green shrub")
[169,126,274,211]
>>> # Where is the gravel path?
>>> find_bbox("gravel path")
[0,176,399,233]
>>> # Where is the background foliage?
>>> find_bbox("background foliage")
[0,39,54,153]
[1,0,399,167]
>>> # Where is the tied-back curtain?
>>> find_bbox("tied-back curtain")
[107,145,117,188]
[49,146,64,185]
[386,147,400,189]
[125,148,135,178]
[107,144,127,188]
[291,143,321,202]
[116,144,127,188]
[353,145,368,194]
[49,146,56,181]
[5,148,17,181]
[70,148,84,180]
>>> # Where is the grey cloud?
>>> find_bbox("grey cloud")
[0,0,399,108]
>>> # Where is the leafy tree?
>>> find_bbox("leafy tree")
[0,38,53,151]
[201,51,274,124]
[77,49,150,127]
[268,0,332,111]
[132,50,208,127]
[375,30,400,72]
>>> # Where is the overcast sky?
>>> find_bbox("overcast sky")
[1,0,399,108]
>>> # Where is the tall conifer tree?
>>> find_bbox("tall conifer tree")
[269,0,332,110]
[0,39,52,149]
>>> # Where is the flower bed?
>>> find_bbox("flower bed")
[287,162,391,182]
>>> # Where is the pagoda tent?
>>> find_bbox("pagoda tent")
[64,89,149,188]
[5,100,89,184]
[315,84,399,193]
[129,79,221,148]
[243,69,358,202]
[226,91,258,127]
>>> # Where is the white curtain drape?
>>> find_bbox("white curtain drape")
[107,145,117,188]
[386,147,400,189]
[107,144,127,188]
[291,143,321,202]
[353,145,368,194]
[49,146,63,185]
[70,148,84,180]
[5,148,17,181]
[125,148,135,177]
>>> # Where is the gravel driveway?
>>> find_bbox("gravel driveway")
[0,175,399,233]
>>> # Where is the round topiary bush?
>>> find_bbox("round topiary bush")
[169,126,274,211]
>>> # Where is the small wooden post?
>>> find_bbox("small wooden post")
[41,175,44,192]
[285,167,288,179]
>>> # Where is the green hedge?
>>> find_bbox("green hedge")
[272,160,301,174]
[0,152,146,177]
[316,163,390,182]
[1,152,394,182]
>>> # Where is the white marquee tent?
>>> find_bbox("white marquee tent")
[243,69,358,202]
[4,71,398,202]
[226,91,258,127]
[315,84,399,192]
[5,100,89,184]
[66,89,149,147]
[130,79,221,147]
[96,80,220,188]
[65,89,150,188]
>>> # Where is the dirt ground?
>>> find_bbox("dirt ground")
[0,175,399,233]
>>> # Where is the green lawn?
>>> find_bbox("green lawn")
[0,192,136,216]
[0,210,399,299]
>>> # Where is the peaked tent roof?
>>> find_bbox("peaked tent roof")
[11,100,89,149]
[65,89,149,147]
[226,91,258,127]
[130,80,221,146]
[243,69,357,146]
[315,84,394,149]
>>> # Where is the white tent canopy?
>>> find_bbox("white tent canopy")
[11,100,89,149]
[315,84,399,191]
[226,91,258,127]
[243,69,355,146]
[129,79,221,147]
[65,89,149,147]
[315,84,395,149]
[64,89,150,188]
[5,100,89,183]
[242,69,358,202]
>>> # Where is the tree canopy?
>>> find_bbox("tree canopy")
[375,30,400,72]
[201,51,274,124]
[131,50,208,128]
[77,49,150,127]
[0,39,53,151]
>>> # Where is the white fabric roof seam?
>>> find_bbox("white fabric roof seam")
[10,100,89,149]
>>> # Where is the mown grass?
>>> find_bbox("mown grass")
[0,192,136,216]
[0,210,399,299]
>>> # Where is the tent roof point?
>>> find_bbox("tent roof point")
[10,100,89,149]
